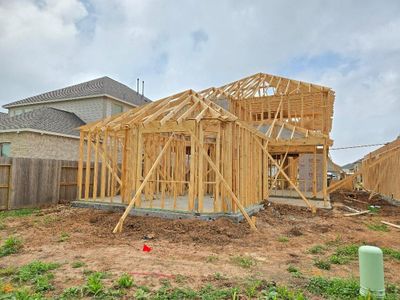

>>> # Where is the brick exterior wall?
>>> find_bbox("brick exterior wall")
[8,96,134,123]
[0,132,80,161]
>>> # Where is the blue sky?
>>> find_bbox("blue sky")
[0,0,399,165]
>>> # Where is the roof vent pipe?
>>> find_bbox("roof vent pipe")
[137,78,139,93]
[142,81,144,97]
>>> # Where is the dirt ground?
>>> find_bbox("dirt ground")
[1,191,400,298]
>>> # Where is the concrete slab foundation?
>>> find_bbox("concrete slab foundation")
[71,200,264,222]
[268,196,332,209]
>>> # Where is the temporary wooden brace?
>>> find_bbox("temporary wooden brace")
[113,134,175,233]
[253,137,316,212]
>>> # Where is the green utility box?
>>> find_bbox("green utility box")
[359,245,385,299]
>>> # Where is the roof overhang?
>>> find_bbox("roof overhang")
[3,94,139,109]
[0,128,80,139]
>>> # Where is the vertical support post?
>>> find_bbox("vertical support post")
[77,131,85,200]
[93,133,100,200]
[135,126,143,207]
[313,147,317,198]
[215,123,221,212]
[121,128,129,202]
[84,132,91,200]
[262,139,269,200]
[189,126,196,211]
[323,142,328,206]
[198,122,204,212]
[100,130,108,200]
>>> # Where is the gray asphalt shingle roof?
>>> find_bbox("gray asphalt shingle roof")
[0,108,85,137]
[3,76,151,108]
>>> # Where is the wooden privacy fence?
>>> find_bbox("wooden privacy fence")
[0,157,94,210]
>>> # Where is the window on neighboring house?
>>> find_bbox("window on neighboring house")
[0,143,11,157]
[14,109,24,116]
[111,103,123,115]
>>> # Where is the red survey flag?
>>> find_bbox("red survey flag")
[143,244,152,252]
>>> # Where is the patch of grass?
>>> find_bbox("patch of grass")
[329,254,348,265]
[41,215,59,225]
[116,273,134,289]
[15,261,60,283]
[198,284,239,299]
[205,255,218,263]
[135,287,152,299]
[278,236,289,243]
[367,223,389,232]
[382,247,400,261]
[325,235,343,247]
[0,208,39,219]
[0,222,7,230]
[329,244,359,264]
[307,276,359,299]
[261,285,306,300]
[84,272,105,296]
[244,278,263,298]
[314,259,331,270]
[287,265,302,277]
[71,261,85,269]
[309,244,326,254]
[368,205,380,213]
[174,274,187,284]
[9,287,44,300]
[0,236,23,257]
[0,266,17,277]
[231,255,256,268]
[58,232,70,243]
[213,272,225,280]
[60,286,84,299]
[33,273,54,292]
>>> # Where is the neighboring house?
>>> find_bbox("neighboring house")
[342,159,362,174]
[0,77,150,160]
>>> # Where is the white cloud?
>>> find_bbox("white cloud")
[0,0,399,165]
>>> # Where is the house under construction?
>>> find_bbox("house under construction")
[75,73,335,231]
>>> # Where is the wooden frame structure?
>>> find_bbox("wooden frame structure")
[200,73,333,204]
[77,73,335,231]
[329,137,400,200]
